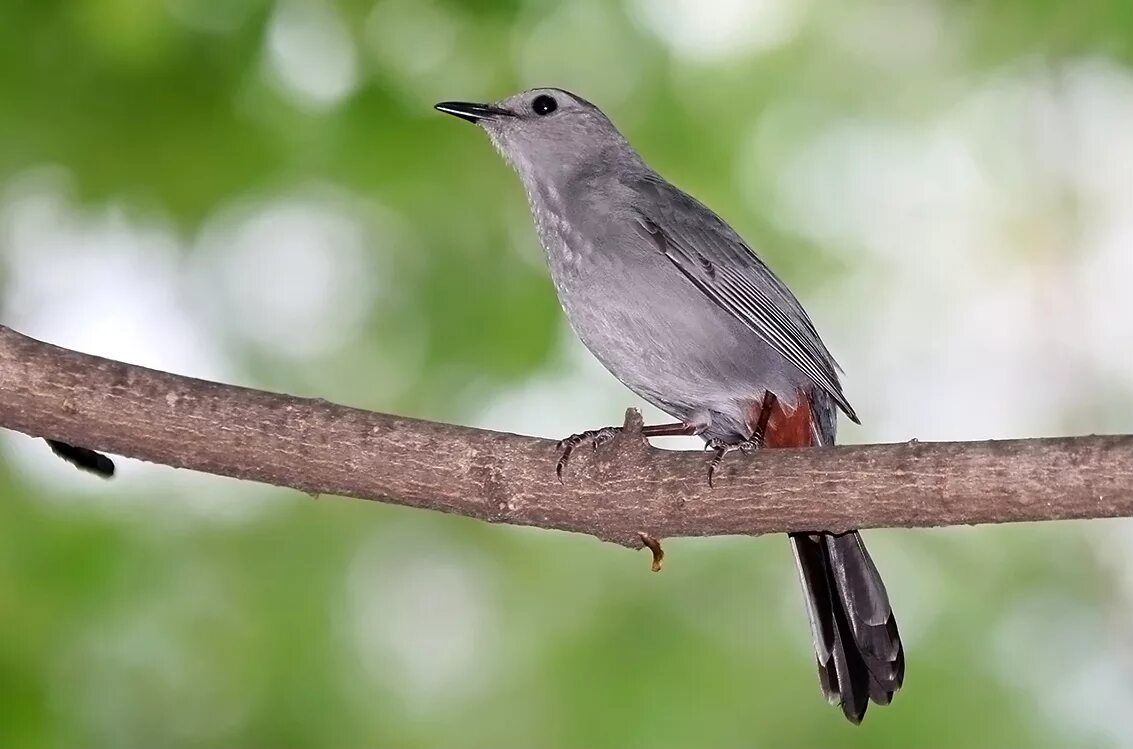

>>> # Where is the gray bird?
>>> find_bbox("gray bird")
[436,88,903,723]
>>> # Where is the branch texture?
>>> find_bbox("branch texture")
[2,325,1132,549]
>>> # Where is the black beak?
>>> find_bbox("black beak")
[434,101,512,123]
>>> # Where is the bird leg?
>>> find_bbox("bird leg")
[706,391,778,487]
[752,390,777,443]
[556,421,699,481]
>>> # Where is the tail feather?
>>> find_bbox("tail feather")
[754,386,902,722]
[45,439,115,478]
[790,531,903,723]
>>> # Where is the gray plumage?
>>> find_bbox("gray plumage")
[437,88,903,722]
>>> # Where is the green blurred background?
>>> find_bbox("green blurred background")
[3,0,1133,746]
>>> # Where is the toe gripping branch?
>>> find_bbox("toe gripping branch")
[555,408,686,572]
[705,391,777,487]
[555,425,623,481]
[552,395,777,569]
[555,408,696,481]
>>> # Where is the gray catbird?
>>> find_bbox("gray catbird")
[437,88,904,723]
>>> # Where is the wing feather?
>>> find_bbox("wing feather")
[632,176,858,422]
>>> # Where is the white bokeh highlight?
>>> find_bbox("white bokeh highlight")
[264,0,359,111]
[744,58,1133,442]
[629,0,806,62]
[192,189,382,360]
[341,527,500,712]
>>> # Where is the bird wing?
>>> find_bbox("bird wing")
[630,175,859,423]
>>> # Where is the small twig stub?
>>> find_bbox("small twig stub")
[638,531,664,572]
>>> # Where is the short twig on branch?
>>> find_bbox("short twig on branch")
[1,325,1132,550]
[638,532,665,572]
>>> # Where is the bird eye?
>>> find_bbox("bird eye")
[531,94,557,116]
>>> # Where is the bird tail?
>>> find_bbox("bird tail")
[756,387,902,723]
[45,439,115,478]
[789,530,904,724]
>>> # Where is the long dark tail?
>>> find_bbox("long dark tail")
[790,531,904,724]
[45,439,115,478]
[754,387,903,722]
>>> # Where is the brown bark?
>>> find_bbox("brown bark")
[2,325,1131,551]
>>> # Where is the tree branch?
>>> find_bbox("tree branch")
[2,324,1131,550]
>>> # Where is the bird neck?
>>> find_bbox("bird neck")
[516,142,645,208]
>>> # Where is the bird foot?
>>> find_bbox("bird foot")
[704,391,777,487]
[705,437,760,488]
[556,426,622,481]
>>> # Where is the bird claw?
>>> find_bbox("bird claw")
[556,426,622,481]
[705,436,761,487]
